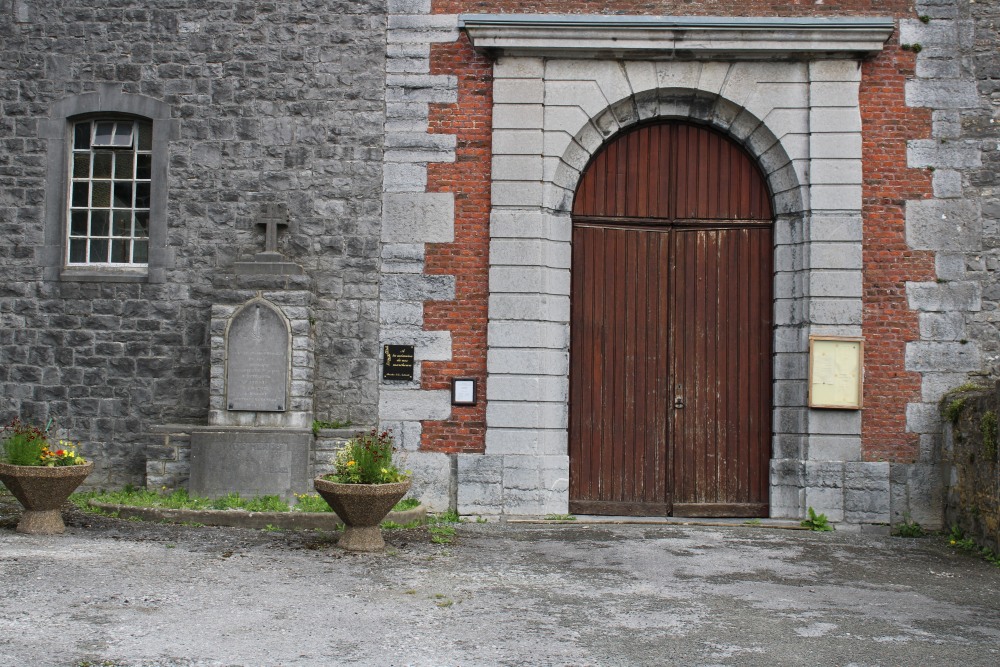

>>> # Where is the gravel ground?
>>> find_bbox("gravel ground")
[1,494,999,667]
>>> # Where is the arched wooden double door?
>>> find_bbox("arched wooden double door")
[569,121,773,517]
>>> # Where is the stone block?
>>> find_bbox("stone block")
[485,428,567,457]
[382,192,455,243]
[906,199,983,252]
[809,215,863,243]
[380,274,455,302]
[401,451,452,513]
[889,462,944,529]
[493,129,545,155]
[623,61,657,94]
[488,375,568,403]
[843,462,891,524]
[920,372,973,402]
[487,348,569,376]
[487,320,568,349]
[492,155,543,182]
[490,210,572,242]
[494,78,545,105]
[932,170,963,199]
[905,341,981,372]
[457,454,504,514]
[489,266,570,295]
[494,56,545,80]
[907,281,981,312]
[809,242,862,270]
[488,294,570,323]
[486,401,567,430]
[378,389,451,421]
[809,60,862,83]
[379,329,452,361]
[810,270,862,298]
[494,104,544,129]
[810,159,862,186]
[189,429,312,501]
[810,107,862,133]
[809,298,863,325]
[492,181,545,208]
[808,409,861,436]
[810,184,862,211]
[918,312,967,341]
[810,133,863,160]
[908,140,982,168]
[807,435,862,462]
[906,79,980,109]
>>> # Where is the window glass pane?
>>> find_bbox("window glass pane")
[134,211,149,237]
[113,211,132,236]
[134,182,150,209]
[114,155,134,179]
[133,240,148,263]
[136,154,152,180]
[137,121,152,151]
[93,122,115,146]
[111,239,129,263]
[113,182,133,208]
[93,152,112,179]
[74,122,91,150]
[73,154,91,178]
[112,122,134,147]
[69,239,87,263]
[91,210,110,236]
[71,182,89,207]
[89,239,109,263]
[71,211,88,236]
[92,181,111,208]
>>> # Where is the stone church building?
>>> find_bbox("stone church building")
[2,0,997,526]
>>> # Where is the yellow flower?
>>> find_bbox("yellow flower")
[347,460,356,466]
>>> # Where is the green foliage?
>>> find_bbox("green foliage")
[434,509,462,523]
[393,497,420,511]
[948,525,1000,567]
[900,43,923,53]
[981,411,999,458]
[322,428,408,484]
[3,422,47,465]
[429,523,456,544]
[544,514,576,521]
[944,398,966,424]
[918,14,930,23]
[743,518,763,526]
[311,418,352,436]
[801,507,834,532]
[292,493,334,513]
[892,520,926,538]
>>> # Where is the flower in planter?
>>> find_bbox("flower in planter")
[323,429,409,485]
[2,418,88,467]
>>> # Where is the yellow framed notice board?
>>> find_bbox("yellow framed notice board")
[808,336,864,410]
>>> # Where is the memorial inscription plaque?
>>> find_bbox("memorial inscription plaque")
[383,344,415,381]
[226,300,290,411]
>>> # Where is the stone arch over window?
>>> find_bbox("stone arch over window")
[40,84,177,282]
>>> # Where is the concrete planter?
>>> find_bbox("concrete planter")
[313,477,411,552]
[0,461,93,534]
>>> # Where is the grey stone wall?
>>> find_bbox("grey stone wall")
[898,0,998,525]
[0,1,386,488]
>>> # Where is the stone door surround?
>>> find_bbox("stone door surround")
[455,14,895,518]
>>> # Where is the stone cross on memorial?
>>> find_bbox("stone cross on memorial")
[256,203,288,261]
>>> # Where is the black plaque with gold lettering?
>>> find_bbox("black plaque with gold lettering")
[383,344,415,381]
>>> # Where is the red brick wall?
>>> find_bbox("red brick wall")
[421,34,493,453]
[860,40,934,463]
[420,2,930,461]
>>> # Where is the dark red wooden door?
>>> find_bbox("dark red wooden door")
[569,121,773,517]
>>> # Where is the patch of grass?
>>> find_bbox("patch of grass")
[892,520,926,538]
[394,497,421,511]
[948,526,1000,567]
[292,493,334,513]
[544,513,576,521]
[801,507,834,532]
[311,418,352,436]
[743,518,763,526]
[944,397,966,424]
[434,509,462,523]
[429,520,456,545]
[262,524,280,532]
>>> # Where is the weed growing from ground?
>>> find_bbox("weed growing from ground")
[801,507,834,531]
[544,514,576,521]
[892,520,926,538]
[948,526,1000,567]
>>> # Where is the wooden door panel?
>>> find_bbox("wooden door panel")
[569,120,773,518]
[569,225,670,515]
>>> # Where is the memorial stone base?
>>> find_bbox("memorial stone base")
[189,428,312,501]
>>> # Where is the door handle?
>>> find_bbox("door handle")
[674,396,685,409]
